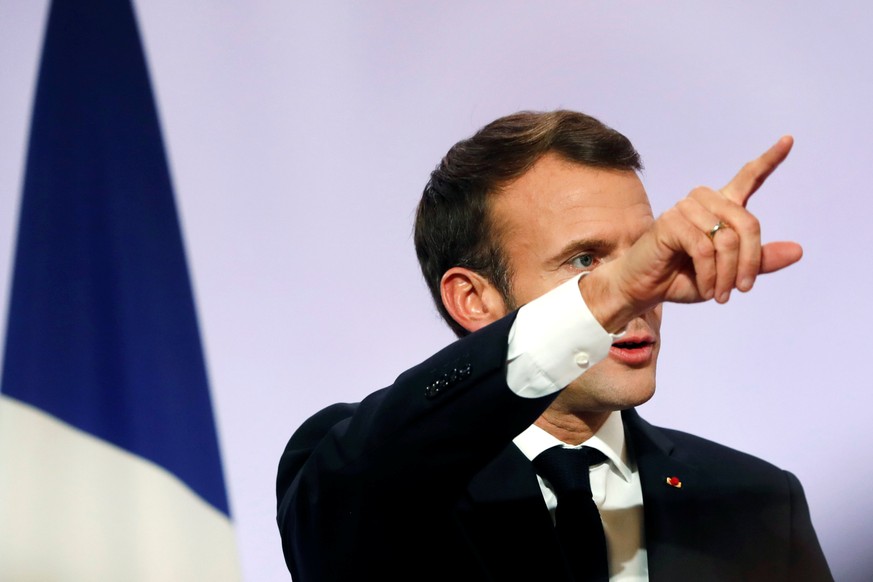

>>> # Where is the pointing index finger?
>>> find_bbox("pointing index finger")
[721,136,794,207]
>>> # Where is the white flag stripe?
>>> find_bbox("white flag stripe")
[0,395,241,582]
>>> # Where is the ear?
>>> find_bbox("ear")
[440,267,509,334]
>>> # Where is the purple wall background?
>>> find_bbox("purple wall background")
[2,1,871,580]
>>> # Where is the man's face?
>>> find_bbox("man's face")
[491,152,661,413]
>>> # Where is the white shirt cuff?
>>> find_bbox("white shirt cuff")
[506,273,617,399]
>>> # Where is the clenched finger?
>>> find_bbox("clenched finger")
[688,188,762,292]
[713,227,740,303]
[676,196,738,300]
[656,206,717,301]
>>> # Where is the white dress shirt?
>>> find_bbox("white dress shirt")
[505,274,649,580]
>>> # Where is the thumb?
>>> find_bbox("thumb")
[759,241,803,274]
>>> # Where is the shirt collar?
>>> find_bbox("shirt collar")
[512,410,633,482]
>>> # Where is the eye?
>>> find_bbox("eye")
[569,254,597,270]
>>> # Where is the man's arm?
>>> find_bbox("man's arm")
[276,314,558,580]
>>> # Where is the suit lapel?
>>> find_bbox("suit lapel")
[624,409,728,580]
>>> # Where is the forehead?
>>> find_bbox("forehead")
[490,153,653,250]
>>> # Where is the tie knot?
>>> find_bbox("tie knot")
[533,446,607,497]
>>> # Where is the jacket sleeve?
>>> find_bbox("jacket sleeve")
[276,314,558,580]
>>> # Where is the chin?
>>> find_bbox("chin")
[563,371,656,413]
[607,362,658,409]
[619,384,656,409]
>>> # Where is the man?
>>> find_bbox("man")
[276,110,832,581]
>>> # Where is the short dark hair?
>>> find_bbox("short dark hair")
[414,110,643,337]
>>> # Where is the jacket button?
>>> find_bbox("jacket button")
[425,364,472,399]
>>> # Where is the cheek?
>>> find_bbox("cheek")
[509,271,570,307]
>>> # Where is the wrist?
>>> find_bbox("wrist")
[578,267,637,334]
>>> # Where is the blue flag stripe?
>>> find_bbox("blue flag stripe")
[1,0,229,515]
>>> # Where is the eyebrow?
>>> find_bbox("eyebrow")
[546,238,617,270]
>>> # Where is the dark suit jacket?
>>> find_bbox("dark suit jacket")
[277,315,832,581]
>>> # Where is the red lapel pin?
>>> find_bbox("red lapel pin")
[665,476,682,488]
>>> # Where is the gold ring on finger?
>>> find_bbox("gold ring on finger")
[707,220,730,240]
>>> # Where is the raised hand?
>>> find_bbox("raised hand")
[581,137,803,333]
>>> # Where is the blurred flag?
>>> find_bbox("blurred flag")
[0,0,240,579]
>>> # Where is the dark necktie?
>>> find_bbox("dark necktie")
[533,446,609,582]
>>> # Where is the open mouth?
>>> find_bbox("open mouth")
[609,336,655,365]
[612,340,651,350]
